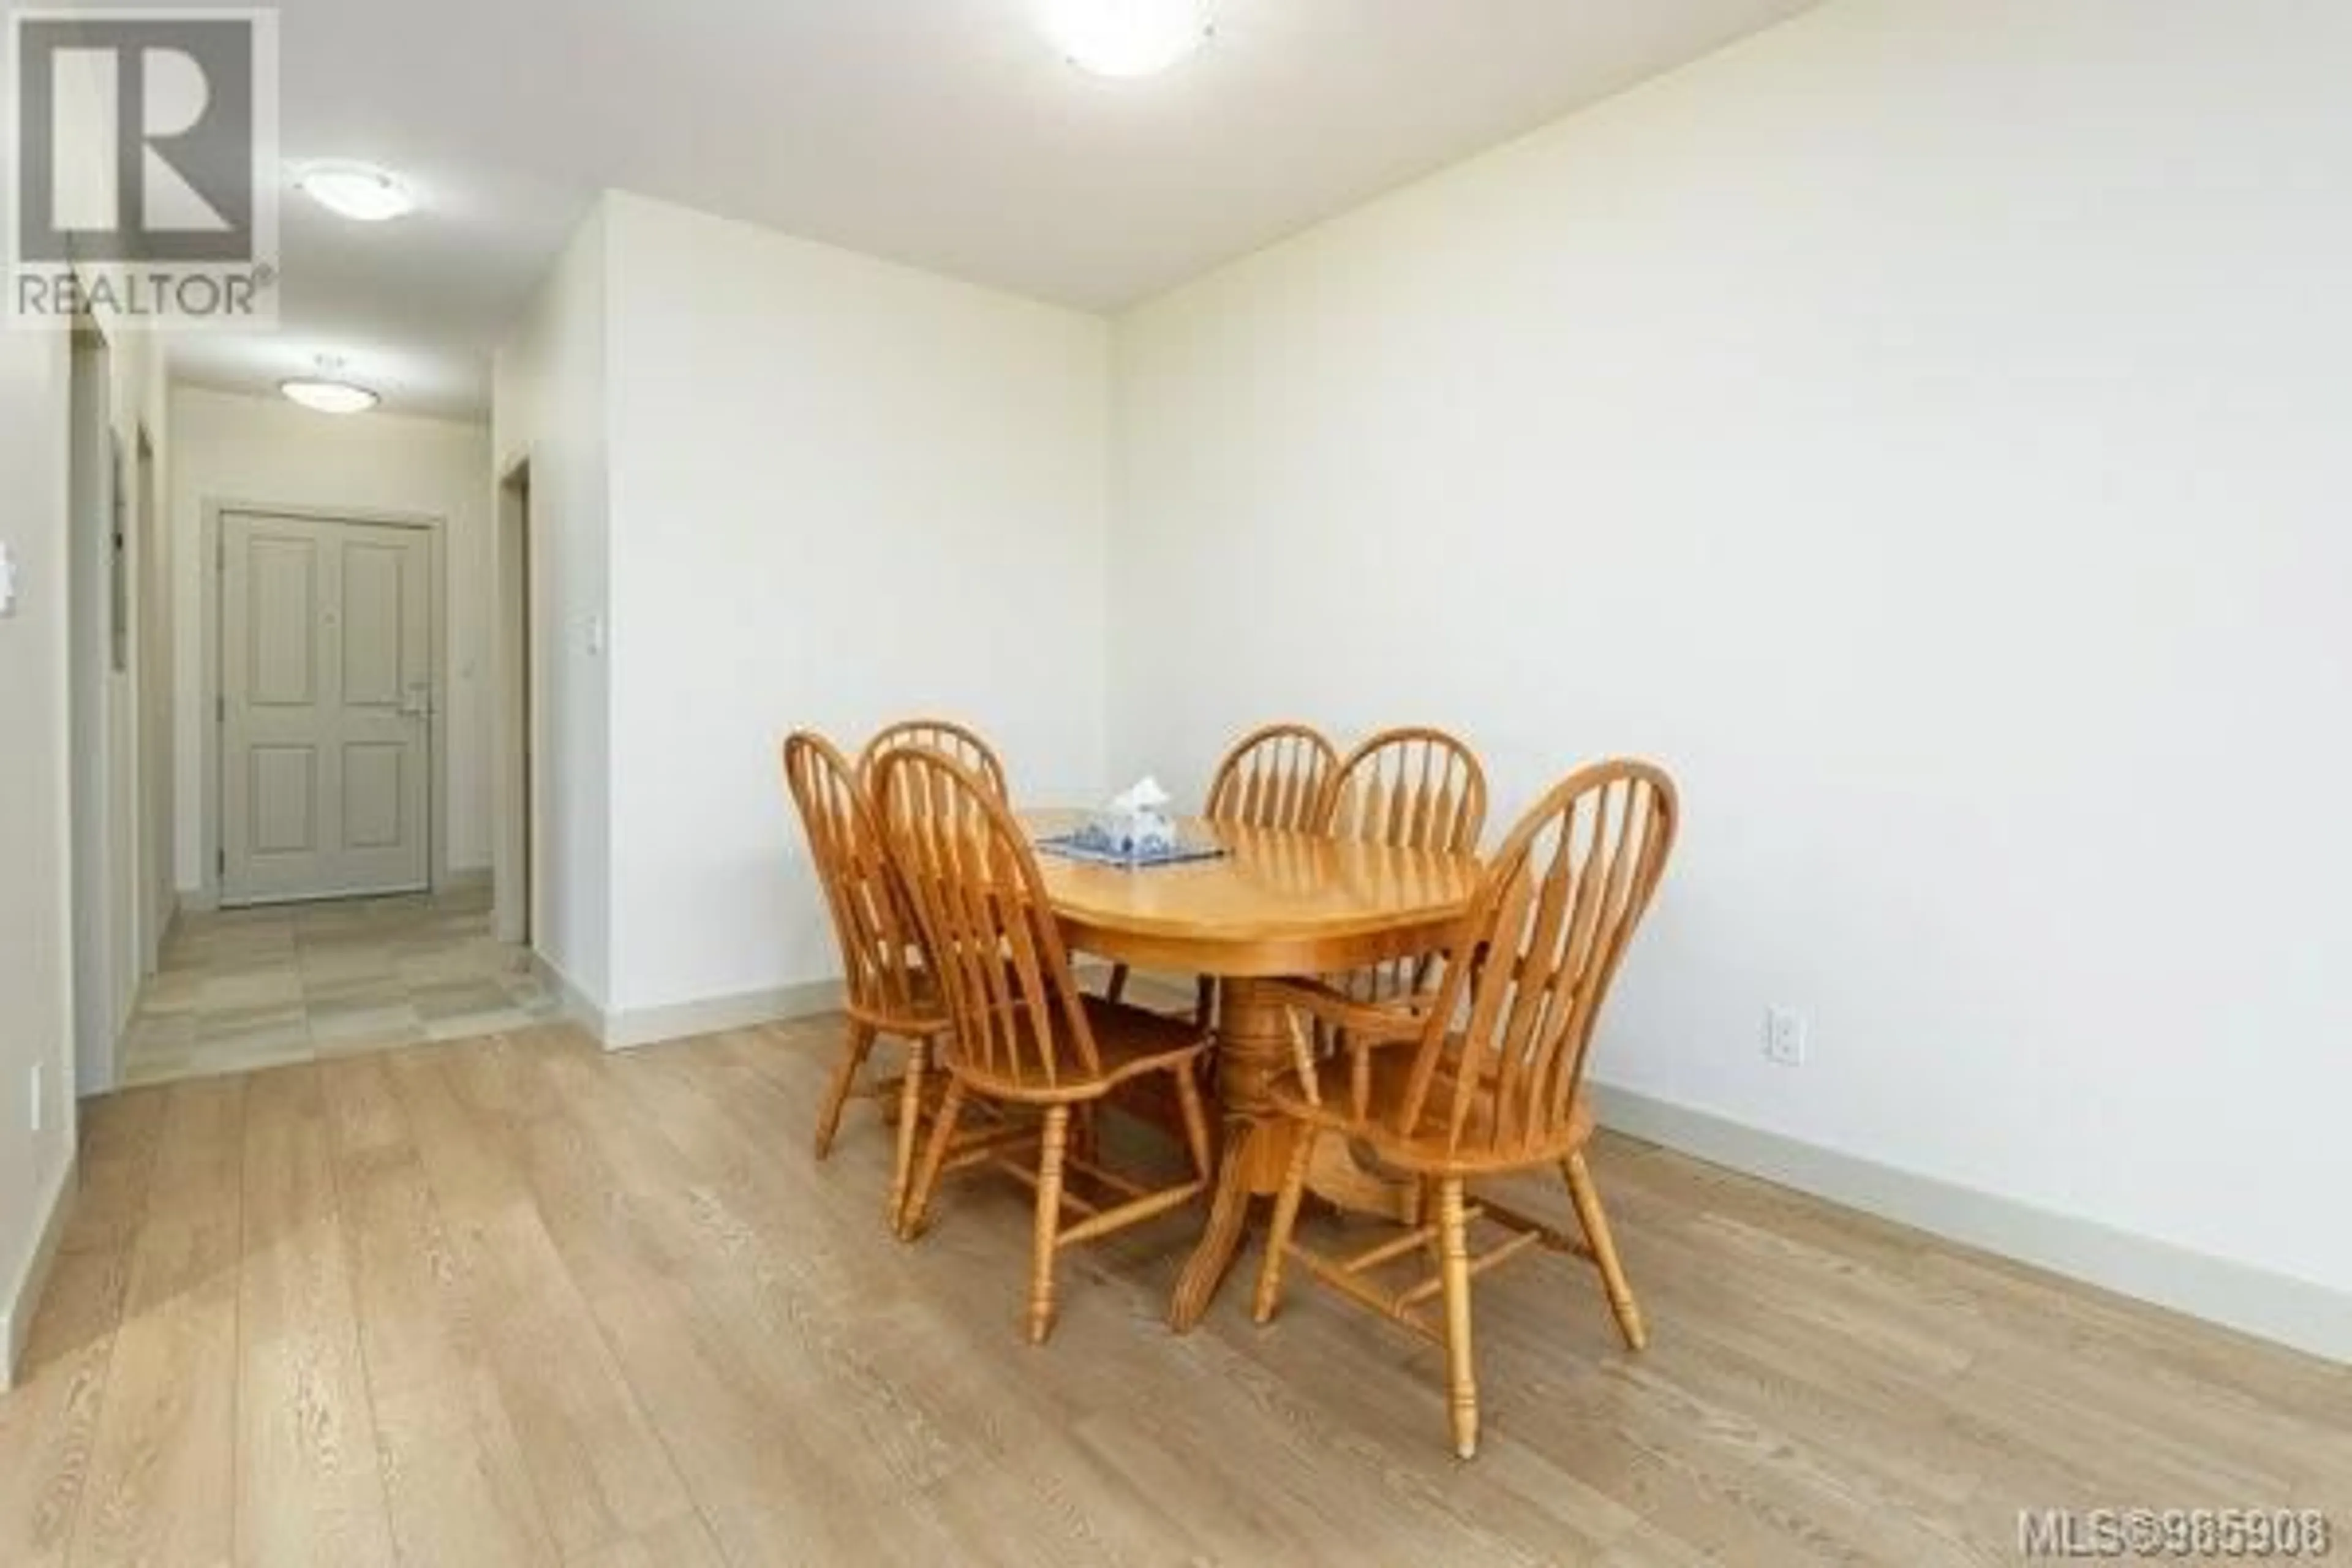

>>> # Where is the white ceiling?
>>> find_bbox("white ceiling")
[159,0,1822,420]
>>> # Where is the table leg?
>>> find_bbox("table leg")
[1169,1130,1258,1332]
[1168,977,1291,1332]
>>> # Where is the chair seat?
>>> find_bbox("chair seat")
[1085,993,1213,1072]
[846,962,949,1038]
[946,994,1209,1104]
[1268,1041,1595,1173]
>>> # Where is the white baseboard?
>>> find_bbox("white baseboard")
[527,954,841,1052]
[589,963,1191,1052]
[1588,1082,2352,1366]
[502,952,2351,1364]
[531,952,608,1041]
[1,1150,78,1391]
[173,870,489,913]
[600,979,843,1051]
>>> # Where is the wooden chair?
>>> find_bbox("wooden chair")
[858,717,1008,800]
[1320,725,1486,856]
[1106,722,1341,1018]
[1207,722,1341,831]
[1253,760,1679,1458]
[780,731,949,1227]
[1313,726,1488,1019]
[874,745,1217,1344]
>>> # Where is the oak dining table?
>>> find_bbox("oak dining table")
[1025,809,1483,1332]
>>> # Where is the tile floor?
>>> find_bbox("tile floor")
[118,881,560,1087]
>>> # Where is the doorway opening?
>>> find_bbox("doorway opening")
[118,496,557,1089]
[493,459,537,948]
[135,424,171,976]
[67,323,118,1095]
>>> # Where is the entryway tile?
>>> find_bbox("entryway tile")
[116,885,551,1088]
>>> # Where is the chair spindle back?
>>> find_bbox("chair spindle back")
[1321,726,1487,854]
[872,746,1099,1093]
[859,718,1009,801]
[782,731,929,1025]
[1206,723,1340,831]
[1398,760,1677,1162]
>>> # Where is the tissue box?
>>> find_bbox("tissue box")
[1077,807,1178,858]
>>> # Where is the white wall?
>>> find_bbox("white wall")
[0,329,80,1381]
[2,305,170,1375]
[6,51,179,1368]
[1112,0,2352,1306]
[170,386,494,889]
[492,202,615,1007]
[66,328,173,1100]
[599,192,1111,1017]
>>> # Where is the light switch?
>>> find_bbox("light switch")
[0,540,19,617]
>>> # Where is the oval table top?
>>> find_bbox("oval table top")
[1023,809,1483,978]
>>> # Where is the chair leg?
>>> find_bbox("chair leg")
[813,1019,879,1159]
[887,1036,929,1232]
[1435,1177,1479,1458]
[1028,1106,1072,1344]
[1172,1063,1215,1180]
[1251,1128,1317,1324]
[899,1077,966,1242]
[1564,1150,1646,1351]
[1105,963,1131,1002]
[1193,975,1216,1029]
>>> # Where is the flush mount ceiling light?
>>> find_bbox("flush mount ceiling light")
[281,358,379,414]
[281,377,379,414]
[1037,0,1212,78]
[295,161,416,222]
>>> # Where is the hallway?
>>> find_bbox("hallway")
[119,884,559,1086]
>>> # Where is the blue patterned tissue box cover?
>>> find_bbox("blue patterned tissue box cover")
[1038,813,1227,868]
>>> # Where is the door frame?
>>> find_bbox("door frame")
[134,423,171,973]
[68,323,115,1095]
[491,456,537,947]
[198,499,450,909]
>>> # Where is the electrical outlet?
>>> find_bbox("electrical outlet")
[29,1061,43,1132]
[1764,1007,1808,1067]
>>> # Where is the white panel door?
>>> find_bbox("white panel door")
[221,513,431,904]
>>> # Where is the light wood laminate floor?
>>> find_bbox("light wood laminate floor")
[4,1017,2344,1566]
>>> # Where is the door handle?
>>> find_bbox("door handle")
[401,684,432,718]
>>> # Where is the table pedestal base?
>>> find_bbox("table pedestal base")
[1167,978,1419,1333]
